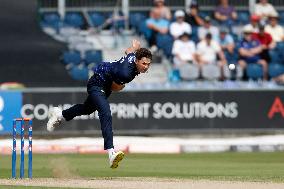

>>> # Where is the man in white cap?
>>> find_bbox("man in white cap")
[170,10,192,39]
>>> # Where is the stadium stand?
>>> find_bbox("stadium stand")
[36,0,284,86]
[0,0,87,87]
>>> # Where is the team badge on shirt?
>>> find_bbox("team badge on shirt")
[128,56,135,63]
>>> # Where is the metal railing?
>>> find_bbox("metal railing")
[38,0,284,11]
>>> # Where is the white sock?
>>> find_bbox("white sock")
[107,148,115,159]
[59,111,64,121]
[57,109,64,121]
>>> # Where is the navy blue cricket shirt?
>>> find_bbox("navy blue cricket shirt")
[87,53,139,92]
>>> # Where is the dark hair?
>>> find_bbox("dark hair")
[136,48,152,60]
[205,33,212,39]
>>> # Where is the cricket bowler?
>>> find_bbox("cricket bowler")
[47,39,152,169]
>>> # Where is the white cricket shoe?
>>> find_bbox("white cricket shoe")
[47,107,63,132]
[109,151,125,169]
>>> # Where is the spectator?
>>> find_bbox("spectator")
[217,27,235,54]
[254,0,277,21]
[214,0,238,27]
[196,33,227,74]
[198,16,219,41]
[152,0,172,20]
[172,32,196,67]
[146,9,170,49]
[184,3,204,27]
[244,14,260,33]
[252,24,276,62]
[265,13,284,43]
[238,25,268,80]
[170,10,192,39]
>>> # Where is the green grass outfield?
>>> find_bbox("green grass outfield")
[1,152,284,182]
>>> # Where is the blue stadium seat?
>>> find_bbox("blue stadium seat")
[41,12,62,29]
[104,11,125,30]
[129,12,147,31]
[237,11,250,25]
[138,21,152,40]
[168,69,181,82]
[268,63,284,78]
[279,11,284,25]
[232,33,239,43]
[62,50,81,65]
[156,34,174,58]
[269,49,281,63]
[224,50,238,64]
[64,12,84,28]
[191,26,199,43]
[84,50,103,65]
[246,64,263,79]
[199,11,212,19]
[69,65,89,81]
[275,42,284,52]
[88,12,105,27]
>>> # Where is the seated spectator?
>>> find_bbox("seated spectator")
[265,13,284,43]
[238,25,268,80]
[198,16,219,41]
[184,3,204,27]
[170,10,192,39]
[244,15,260,33]
[146,9,170,49]
[152,0,172,20]
[252,24,276,62]
[214,0,238,27]
[172,32,196,67]
[217,27,235,54]
[196,33,227,76]
[254,0,277,21]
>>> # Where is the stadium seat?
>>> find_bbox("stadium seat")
[156,34,174,58]
[42,12,60,26]
[108,11,125,29]
[279,11,284,25]
[268,63,284,78]
[168,69,181,82]
[62,50,81,65]
[179,64,199,80]
[199,11,212,19]
[88,12,106,27]
[275,42,284,52]
[138,21,152,40]
[237,11,250,25]
[69,65,89,81]
[64,12,84,28]
[129,12,147,31]
[41,12,63,30]
[191,26,199,43]
[246,64,263,80]
[201,64,221,80]
[269,49,281,63]
[84,50,103,65]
